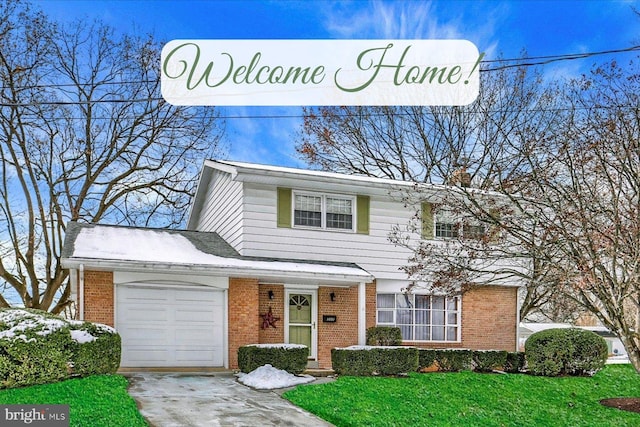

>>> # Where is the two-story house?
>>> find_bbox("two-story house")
[61,160,521,370]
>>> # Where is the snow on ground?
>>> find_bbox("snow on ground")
[236,364,315,390]
[607,355,630,364]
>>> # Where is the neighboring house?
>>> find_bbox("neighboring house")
[519,322,627,357]
[61,160,522,370]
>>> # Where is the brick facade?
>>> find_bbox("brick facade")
[402,285,518,351]
[228,278,260,369]
[81,269,517,368]
[258,284,285,344]
[83,270,114,327]
[317,286,359,368]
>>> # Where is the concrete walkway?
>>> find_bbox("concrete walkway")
[126,372,334,427]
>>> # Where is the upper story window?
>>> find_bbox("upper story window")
[429,205,487,240]
[293,192,354,231]
[435,209,459,239]
[294,194,322,227]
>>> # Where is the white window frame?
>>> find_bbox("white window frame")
[434,208,487,240]
[376,293,461,343]
[292,191,356,232]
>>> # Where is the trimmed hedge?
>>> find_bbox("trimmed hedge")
[418,349,523,373]
[366,327,402,346]
[332,346,418,376]
[504,351,526,373]
[0,308,120,388]
[473,350,508,372]
[434,349,473,372]
[418,349,437,370]
[238,344,308,374]
[525,328,608,376]
[68,321,121,376]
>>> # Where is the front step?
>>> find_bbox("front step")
[304,368,335,377]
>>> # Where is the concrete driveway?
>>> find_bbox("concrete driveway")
[126,372,334,427]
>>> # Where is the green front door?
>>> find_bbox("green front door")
[289,293,312,357]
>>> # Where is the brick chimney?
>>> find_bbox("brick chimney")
[448,167,472,187]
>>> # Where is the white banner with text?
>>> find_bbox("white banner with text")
[161,40,482,106]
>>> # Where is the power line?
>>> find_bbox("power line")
[0,44,638,108]
[481,45,640,72]
[4,104,639,121]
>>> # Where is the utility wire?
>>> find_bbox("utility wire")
[0,44,638,108]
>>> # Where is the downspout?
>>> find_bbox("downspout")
[79,264,85,321]
[358,282,366,345]
[516,287,521,352]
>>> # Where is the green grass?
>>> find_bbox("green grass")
[284,365,640,426]
[0,375,147,427]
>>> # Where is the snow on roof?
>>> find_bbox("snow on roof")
[63,223,372,282]
[213,159,420,188]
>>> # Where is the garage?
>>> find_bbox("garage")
[116,284,225,367]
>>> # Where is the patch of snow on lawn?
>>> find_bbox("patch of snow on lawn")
[236,364,315,390]
[70,329,96,344]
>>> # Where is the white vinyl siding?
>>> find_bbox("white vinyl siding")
[240,184,416,280]
[194,170,244,251]
[377,293,460,342]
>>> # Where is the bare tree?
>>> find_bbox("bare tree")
[389,58,640,372]
[299,59,575,320]
[0,1,224,313]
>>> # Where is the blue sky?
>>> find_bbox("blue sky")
[36,0,640,167]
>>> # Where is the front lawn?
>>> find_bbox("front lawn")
[0,375,147,427]
[284,364,640,426]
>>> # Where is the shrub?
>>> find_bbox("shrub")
[434,349,473,372]
[504,351,526,373]
[238,344,308,374]
[472,350,508,372]
[0,308,121,388]
[418,349,437,370]
[525,328,608,376]
[366,327,402,346]
[331,346,418,376]
[68,321,121,376]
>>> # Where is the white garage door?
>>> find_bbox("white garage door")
[116,284,225,367]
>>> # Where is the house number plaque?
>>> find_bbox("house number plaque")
[322,315,337,323]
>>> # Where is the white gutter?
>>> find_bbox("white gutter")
[515,287,521,352]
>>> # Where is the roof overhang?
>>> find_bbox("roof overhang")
[61,257,374,287]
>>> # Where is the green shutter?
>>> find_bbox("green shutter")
[421,202,434,239]
[356,195,370,234]
[277,187,292,228]
[488,208,501,242]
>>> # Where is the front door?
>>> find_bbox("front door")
[287,291,317,359]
